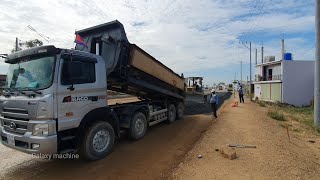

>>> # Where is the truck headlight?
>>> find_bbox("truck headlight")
[32,123,56,136]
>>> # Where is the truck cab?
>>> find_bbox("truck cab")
[0,45,117,157]
[0,20,185,160]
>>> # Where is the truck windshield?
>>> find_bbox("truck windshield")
[5,56,55,91]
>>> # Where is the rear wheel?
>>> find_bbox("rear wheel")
[80,121,115,161]
[129,112,147,140]
[176,102,184,119]
[167,104,177,123]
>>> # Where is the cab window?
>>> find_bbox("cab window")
[61,60,96,85]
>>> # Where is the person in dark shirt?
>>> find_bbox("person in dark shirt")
[238,85,244,103]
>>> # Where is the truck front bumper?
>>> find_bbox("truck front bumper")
[0,126,57,154]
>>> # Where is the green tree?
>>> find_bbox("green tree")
[25,39,43,48]
[11,39,43,53]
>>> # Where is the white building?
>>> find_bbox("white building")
[253,60,314,106]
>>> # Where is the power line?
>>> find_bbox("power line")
[248,0,273,35]
[240,0,269,40]
[27,25,50,43]
[241,0,273,41]
[241,0,264,33]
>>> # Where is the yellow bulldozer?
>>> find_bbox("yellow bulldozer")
[185,77,211,103]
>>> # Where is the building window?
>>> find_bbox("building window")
[268,69,273,80]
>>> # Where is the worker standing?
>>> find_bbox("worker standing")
[238,85,244,103]
[210,90,219,118]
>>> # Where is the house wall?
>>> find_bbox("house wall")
[282,60,314,106]
[266,64,281,80]
[254,62,281,81]
[270,83,282,101]
[260,84,270,100]
[255,66,262,79]
[254,84,261,99]
[259,83,282,102]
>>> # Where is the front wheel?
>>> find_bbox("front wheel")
[80,121,115,160]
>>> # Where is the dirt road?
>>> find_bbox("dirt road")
[0,113,213,179]
[2,95,319,179]
[172,99,320,179]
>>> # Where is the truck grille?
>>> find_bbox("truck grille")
[1,108,29,135]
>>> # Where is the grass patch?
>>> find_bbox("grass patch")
[257,101,318,133]
[279,123,287,128]
[292,128,301,133]
[267,110,286,121]
[281,106,315,130]
[304,118,314,128]
[257,100,266,107]
[282,106,313,116]
[268,103,319,133]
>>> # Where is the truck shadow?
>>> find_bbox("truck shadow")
[2,114,212,180]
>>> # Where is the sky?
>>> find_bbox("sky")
[0,0,316,86]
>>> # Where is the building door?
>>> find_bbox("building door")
[270,83,282,102]
[268,69,273,80]
[261,84,270,100]
[263,67,267,81]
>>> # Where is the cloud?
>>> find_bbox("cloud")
[0,0,315,84]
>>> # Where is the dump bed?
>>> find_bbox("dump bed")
[129,45,184,91]
[75,20,185,100]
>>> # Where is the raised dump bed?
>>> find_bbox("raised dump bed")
[75,20,185,100]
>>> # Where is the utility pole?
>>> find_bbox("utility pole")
[240,61,243,85]
[255,48,258,65]
[15,37,19,52]
[240,41,252,95]
[315,0,320,128]
[234,73,236,98]
[249,42,252,96]
[261,42,264,64]
[282,38,285,60]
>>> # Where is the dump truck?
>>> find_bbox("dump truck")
[0,20,185,160]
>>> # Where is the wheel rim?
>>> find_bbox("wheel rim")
[135,118,145,135]
[93,130,110,153]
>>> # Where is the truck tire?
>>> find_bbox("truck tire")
[80,121,115,160]
[167,104,177,123]
[176,102,184,119]
[129,112,147,140]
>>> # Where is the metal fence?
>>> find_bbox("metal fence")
[255,75,282,81]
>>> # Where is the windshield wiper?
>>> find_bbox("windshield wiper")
[31,89,42,95]
[22,88,42,95]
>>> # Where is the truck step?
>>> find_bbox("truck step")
[149,117,167,126]
[59,149,76,154]
[61,136,76,141]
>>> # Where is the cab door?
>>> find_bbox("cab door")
[56,54,100,131]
